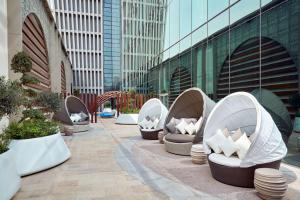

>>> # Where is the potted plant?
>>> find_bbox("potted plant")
[5,52,71,176]
[0,76,22,200]
[289,93,300,132]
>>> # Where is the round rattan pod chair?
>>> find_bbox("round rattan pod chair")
[163,88,215,155]
[53,95,90,132]
[138,98,168,140]
[203,92,287,188]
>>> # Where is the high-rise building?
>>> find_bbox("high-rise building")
[121,0,166,92]
[48,0,103,95]
[103,0,122,92]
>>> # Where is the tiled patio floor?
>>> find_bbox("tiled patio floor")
[13,118,300,200]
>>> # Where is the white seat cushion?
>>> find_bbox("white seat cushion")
[175,119,188,134]
[205,129,227,153]
[235,133,251,159]
[139,118,149,129]
[219,136,238,157]
[194,117,203,133]
[208,153,241,167]
[185,122,196,135]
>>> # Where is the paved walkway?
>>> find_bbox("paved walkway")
[13,118,300,200]
[13,119,168,200]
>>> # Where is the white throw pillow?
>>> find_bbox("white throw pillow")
[175,119,188,134]
[185,122,196,135]
[146,120,154,129]
[231,128,243,141]
[219,136,238,157]
[235,133,251,159]
[139,118,149,129]
[152,118,159,129]
[222,128,230,138]
[194,117,203,133]
[70,113,81,122]
[206,129,227,153]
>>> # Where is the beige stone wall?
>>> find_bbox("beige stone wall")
[6,0,73,93]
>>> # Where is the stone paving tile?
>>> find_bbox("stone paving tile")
[13,120,169,200]
[12,118,300,200]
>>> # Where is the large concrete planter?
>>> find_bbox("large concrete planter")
[0,150,21,200]
[115,114,138,125]
[9,132,71,176]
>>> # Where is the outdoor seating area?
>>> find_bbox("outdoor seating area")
[53,95,91,133]
[162,88,215,155]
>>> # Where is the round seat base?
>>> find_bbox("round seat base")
[164,138,193,156]
[208,156,281,188]
[140,129,161,140]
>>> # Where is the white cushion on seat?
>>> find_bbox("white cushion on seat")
[139,118,149,129]
[176,119,188,134]
[185,122,196,135]
[235,133,251,159]
[194,117,203,133]
[208,153,241,167]
[205,129,227,153]
[219,136,238,157]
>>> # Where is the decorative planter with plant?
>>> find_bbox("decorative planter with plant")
[4,52,71,176]
[289,93,300,132]
[0,76,22,200]
[116,92,140,125]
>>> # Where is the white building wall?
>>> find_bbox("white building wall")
[50,0,103,95]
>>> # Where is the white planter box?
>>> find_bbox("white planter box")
[0,150,21,200]
[9,132,71,176]
[115,114,139,125]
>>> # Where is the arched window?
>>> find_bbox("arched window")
[22,13,50,91]
[217,37,298,115]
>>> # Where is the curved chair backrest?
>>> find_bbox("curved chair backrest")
[164,87,215,143]
[251,88,293,144]
[138,98,168,130]
[203,92,287,167]
[53,95,90,125]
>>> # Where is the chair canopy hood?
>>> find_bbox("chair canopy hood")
[203,92,287,167]
[164,87,215,143]
[251,88,293,143]
[53,95,90,125]
[138,98,168,130]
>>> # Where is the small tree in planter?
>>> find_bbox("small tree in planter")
[3,52,70,177]
[0,76,23,200]
[289,93,300,132]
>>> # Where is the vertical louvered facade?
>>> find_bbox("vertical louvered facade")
[49,0,103,95]
[121,0,166,92]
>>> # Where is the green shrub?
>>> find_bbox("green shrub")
[73,89,80,97]
[104,101,111,108]
[21,109,46,121]
[0,76,23,118]
[11,51,32,74]
[4,119,59,140]
[120,107,140,114]
[20,74,40,85]
[35,92,61,113]
[0,136,9,154]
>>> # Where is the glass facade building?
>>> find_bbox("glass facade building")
[121,0,167,92]
[138,0,300,166]
[103,0,122,92]
[142,0,299,107]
